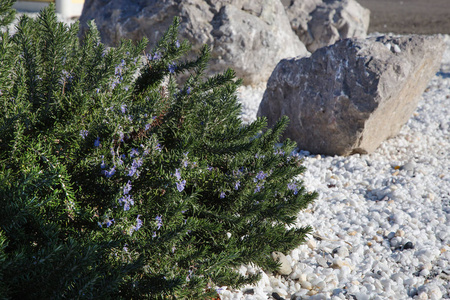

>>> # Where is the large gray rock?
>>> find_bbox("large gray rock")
[78,0,309,85]
[283,0,370,52]
[257,35,445,156]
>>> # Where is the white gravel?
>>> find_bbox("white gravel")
[222,35,450,300]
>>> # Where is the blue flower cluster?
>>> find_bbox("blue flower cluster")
[130,215,143,235]
[79,129,88,139]
[118,179,134,211]
[181,152,189,168]
[98,216,115,228]
[287,182,299,195]
[119,194,134,211]
[110,59,127,90]
[253,170,270,193]
[147,52,162,61]
[274,148,285,156]
[102,166,116,178]
[152,215,163,237]
[168,62,176,74]
[174,168,186,192]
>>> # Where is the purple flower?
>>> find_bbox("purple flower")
[168,63,176,74]
[145,123,151,130]
[155,143,162,152]
[207,166,213,171]
[175,40,180,48]
[234,181,241,190]
[176,180,186,192]
[123,180,132,195]
[255,171,268,181]
[254,183,264,193]
[119,195,134,211]
[287,182,299,195]
[274,149,285,156]
[80,130,89,139]
[220,192,226,199]
[118,131,124,142]
[94,137,100,147]
[121,104,127,114]
[127,165,137,177]
[182,152,189,167]
[103,166,116,178]
[105,218,115,227]
[115,63,124,76]
[155,216,163,230]
[133,215,143,232]
[127,158,143,177]
[175,169,182,181]
[134,158,143,168]
[153,52,161,60]
[186,87,191,94]
[130,148,139,158]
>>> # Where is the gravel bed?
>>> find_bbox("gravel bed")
[221,35,450,300]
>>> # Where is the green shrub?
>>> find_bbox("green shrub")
[0,3,316,299]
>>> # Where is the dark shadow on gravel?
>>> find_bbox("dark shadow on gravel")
[436,71,450,79]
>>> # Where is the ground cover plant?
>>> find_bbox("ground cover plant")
[0,3,317,299]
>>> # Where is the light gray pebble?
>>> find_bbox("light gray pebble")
[332,246,349,258]
[316,256,329,268]
[401,161,416,172]
[272,252,292,276]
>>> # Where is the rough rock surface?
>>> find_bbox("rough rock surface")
[257,35,445,156]
[78,0,309,85]
[282,0,370,52]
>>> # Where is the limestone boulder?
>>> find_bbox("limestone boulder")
[257,35,445,156]
[283,0,370,52]
[78,0,309,85]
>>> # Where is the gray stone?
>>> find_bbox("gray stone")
[257,35,445,156]
[401,161,416,172]
[332,246,350,258]
[271,251,292,275]
[283,0,370,52]
[316,256,329,268]
[78,0,309,85]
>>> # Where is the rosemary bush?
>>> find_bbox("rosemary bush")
[0,3,316,299]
